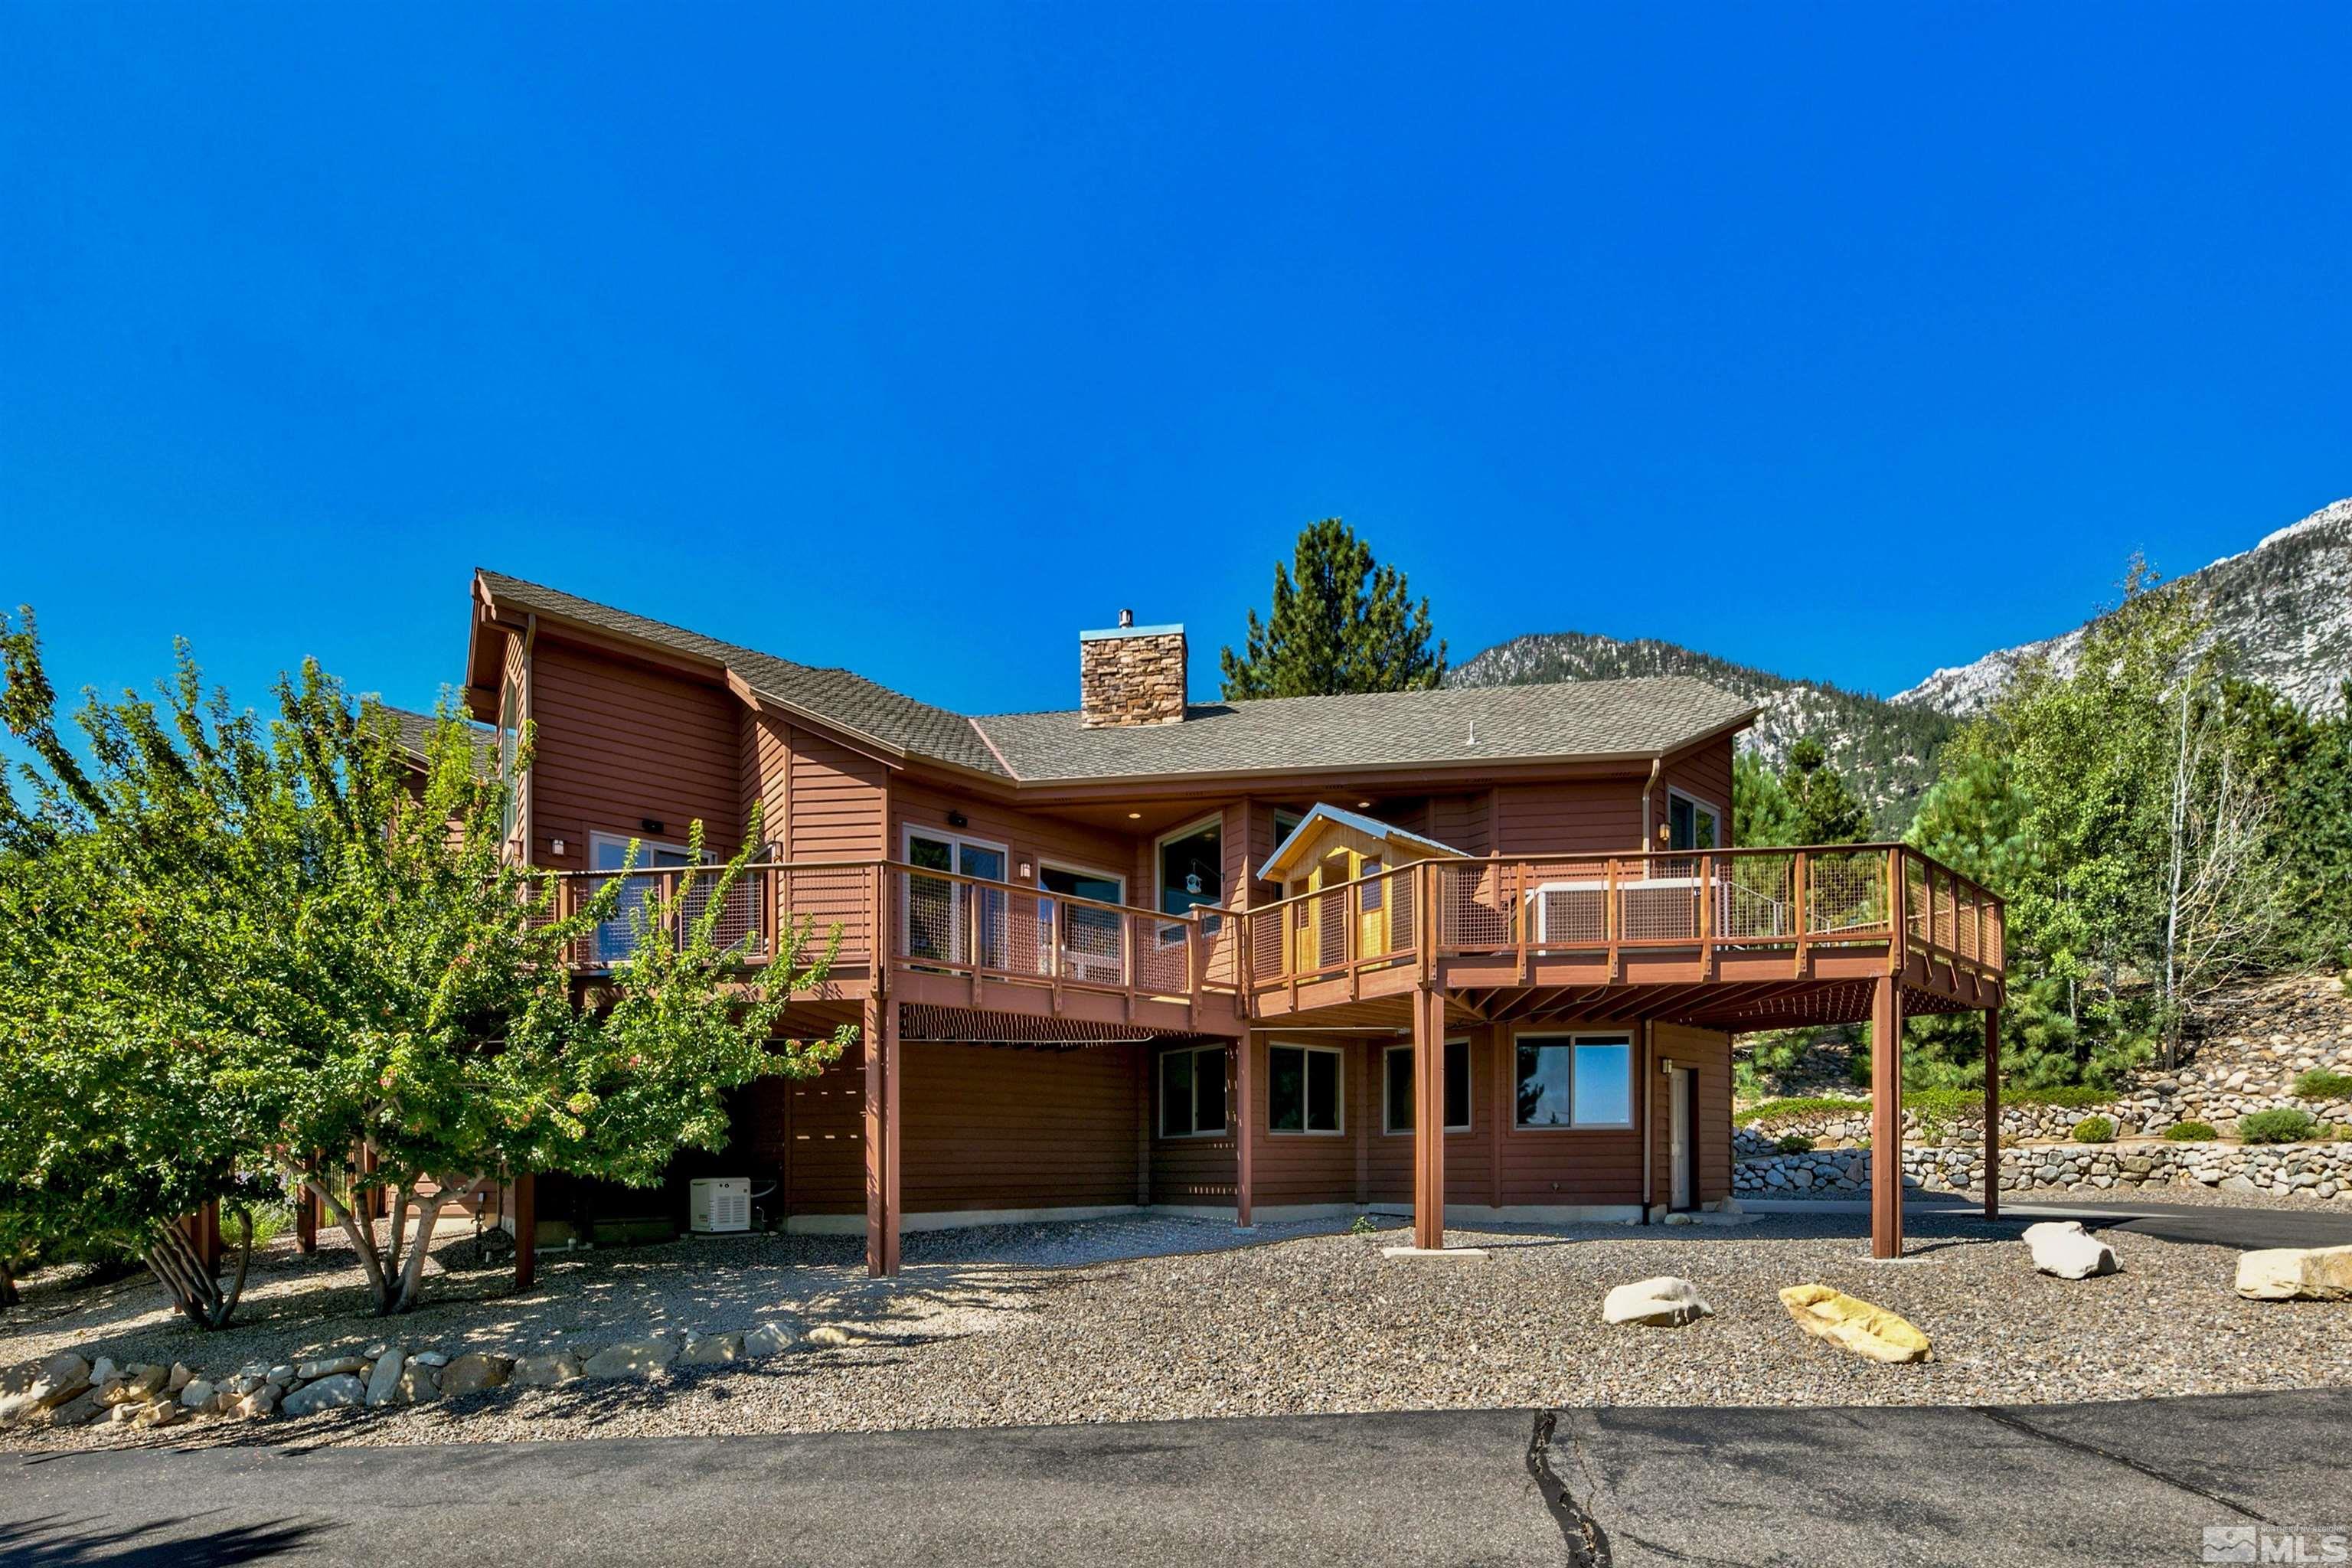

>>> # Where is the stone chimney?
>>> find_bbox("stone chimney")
[1079,611,1188,727]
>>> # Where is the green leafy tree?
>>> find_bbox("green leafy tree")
[2221,678,2352,971]
[1781,737,1871,844]
[0,610,854,1320]
[1220,518,1446,698]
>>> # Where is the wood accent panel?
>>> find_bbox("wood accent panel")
[526,635,745,870]
[896,1042,1145,1212]
[1492,779,1645,858]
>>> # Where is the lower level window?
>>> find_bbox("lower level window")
[1515,1035,1634,1128]
[1384,1040,1471,1133]
[1269,1044,1342,1134]
[1160,1044,1227,1138]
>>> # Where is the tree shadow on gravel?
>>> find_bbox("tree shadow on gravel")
[0,1511,333,1566]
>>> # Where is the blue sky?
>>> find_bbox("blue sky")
[6,5,2349,724]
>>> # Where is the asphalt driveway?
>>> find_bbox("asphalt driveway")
[6,1387,2347,1567]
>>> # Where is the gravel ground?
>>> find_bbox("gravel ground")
[6,1207,2346,1455]
[1748,1180,2350,1214]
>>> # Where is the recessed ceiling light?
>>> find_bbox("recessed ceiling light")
[1126,811,1142,819]
[1356,800,1372,808]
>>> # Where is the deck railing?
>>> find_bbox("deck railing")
[1242,844,2003,998]
[524,859,1233,1001]
[526,845,2000,1011]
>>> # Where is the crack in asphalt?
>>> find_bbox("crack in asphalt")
[1526,1410,1612,1567]
[1972,1406,2274,1524]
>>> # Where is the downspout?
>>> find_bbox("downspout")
[1641,755,1662,851]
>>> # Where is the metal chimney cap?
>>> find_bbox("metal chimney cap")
[1119,609,1134,628]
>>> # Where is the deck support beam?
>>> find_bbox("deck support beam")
[1982,1006,2001,1221]
[1870,974,1903,1259]
[865,995,901,1277]
[1411,985,1447,1250]
[1235,1034,1255,1227]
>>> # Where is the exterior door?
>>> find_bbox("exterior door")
[1669,1067,1695,1210]
[905,831,1008,969]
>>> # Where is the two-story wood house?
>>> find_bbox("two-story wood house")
[460,570,2005,1277]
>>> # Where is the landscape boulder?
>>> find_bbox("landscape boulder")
[178,1378,218,1411]
[511,1353,584,1387]
[364,1350,408,1407]
[439,1354,514,1395]
[744,1321,803,1359]
[296,1355,365,1381]
[2022,1221,2119,1280]
[1779,1284,1931,1364]
[582,1335,679,1380]
[392,1361,443,1404]
[681,1332,745,1367]
[1602,1276,1715,1328]
[282,1374,365,1416]
[2235,1244,2352,1302]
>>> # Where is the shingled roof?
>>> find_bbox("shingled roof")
[475,570,1756,786]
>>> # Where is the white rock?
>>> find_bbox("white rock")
[296,1355,365,1380]
[1602,1276,1714,1328]
[178,1378,219,1411]
[2023,1221,2119,1279]
[680,1332,744,1367]
[511,1353,583,1387]
[2236,1244,2352,1301]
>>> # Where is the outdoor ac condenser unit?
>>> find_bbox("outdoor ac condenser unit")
[689,1177,752,1235]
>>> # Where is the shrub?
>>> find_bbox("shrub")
[2239,1108,2319,1145]
[2293,1067,2352,1101]
[2163,1122,2219,1142]
[2071,1116,2116,1144]
[1775,1134,1816,1155]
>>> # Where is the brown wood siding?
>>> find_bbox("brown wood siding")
[1493,1022,1647,1206]
[1426,792,1491,856]
[785,724,889,860]
[899,1043,1144,1212]
[1366,1028,1498,1206]
[1492,779,1645,858]
[1651,1022,1734,1204]
[779,1038,867,1214]
[525,635,745,871]
[893,782,1141,897]
[1659,736,1736,851]
[1247,1034,1357,1207]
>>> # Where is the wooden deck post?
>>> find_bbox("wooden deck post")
[865,994,900,1276]
[1234,1034,1255,1227]
[1870,973,1903,1259]
[1412,985,1446,1250]
[295,1182,318,1255]
[512,1172,537,1291]
[1982,1006,2001,1221]
[190,1200,222,1274]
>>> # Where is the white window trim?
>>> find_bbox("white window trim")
[1158,1043,1230,1140]
[1512,1031,1637,1131]
[1154,811,1226,914]
[1266,1040,1345,1137]
[1383,1038,1473,1135]
[1664,786,1723,852]
[902,822,1011,872]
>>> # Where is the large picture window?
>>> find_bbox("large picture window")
[1514,1034,1634,1129]
[1383,1040,1471,1134]
[1268,1043,1342,1134]
[1160,1044,1228,1138]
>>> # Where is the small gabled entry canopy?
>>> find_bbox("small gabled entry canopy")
[1260,804,1470,889]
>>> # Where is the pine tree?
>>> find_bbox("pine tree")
[1782,737,1870,844]
[1220,518,1446,699]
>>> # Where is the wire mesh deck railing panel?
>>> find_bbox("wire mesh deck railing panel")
[889,867,1214,1001]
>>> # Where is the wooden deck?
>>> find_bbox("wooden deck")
[535,844,2001,1040]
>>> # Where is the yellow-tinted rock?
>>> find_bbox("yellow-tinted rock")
[1779,1283,1931,1364]
[2235,1245,2352,1301]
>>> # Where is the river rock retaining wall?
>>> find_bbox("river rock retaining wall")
[1733,1139,2352,1202]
